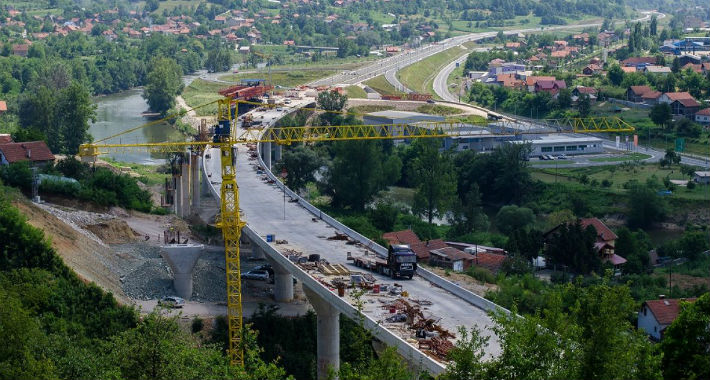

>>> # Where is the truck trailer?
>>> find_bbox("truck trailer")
[350,244,417,279]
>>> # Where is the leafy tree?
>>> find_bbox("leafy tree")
[676,230,710,261]
[650,103,672,131]
[627,184,666,229]
[326,141,385,211]
[410,139,456,224]
[205,48,233,73]
[276,145,324,193]
[368,202,399,232]
[0,162,33,192]
[495,205,535,235]
[57,81,96,154]
[556,88,572,109]
[143,57,184,116]
[577,93,591,117]
[317,90,349,125]
[607,64,624,86]
[615,227,650,274]
[448,183,489,238]
[660,293,710,380]
[505,229,543,262]
[663,148,681,166]
[650,15,657,36]
[545,221,600,274]
[440,326,489,380]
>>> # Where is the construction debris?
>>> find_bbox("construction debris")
[327,232,349,241]
[318,263,350,276]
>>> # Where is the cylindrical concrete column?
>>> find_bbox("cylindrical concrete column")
[304,286,340,380]
[263,141,272,170]
[160,244,204,299]
[274,144,282,162]
[191,154,200,210]
[174,175,182,216]
[181,159,190,217]
[264,255,293,302]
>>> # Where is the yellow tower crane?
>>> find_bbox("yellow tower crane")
[79,97,636,366]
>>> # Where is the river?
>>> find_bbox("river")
[89,73,203,164]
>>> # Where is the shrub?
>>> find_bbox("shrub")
[466,266,496,284]
[39,179,81,196]
[191,317,204,333]
[686,180,695,189]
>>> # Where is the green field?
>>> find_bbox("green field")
[347,105,395,114]
[397,44,472,95]
[363,75,403,96]
[218,70,336,88]
[533,164,710,201]
[181,79,228,116]
[415,104,461,116]
[345,85,367,99]
[588,153,652,162]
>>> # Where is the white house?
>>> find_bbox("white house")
[693,171,710,184]
[695,108,710,125]
[638,297,696,341]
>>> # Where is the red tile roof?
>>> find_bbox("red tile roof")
[382,229,420,246]
[663,92,694,102]
[622,56,657,66]
[525,76,555,86]
[580,218,617,242]
[0,141,54,163]
[0,134,12,143]
[0,101,6,112]
[674,98,701,108]
[696,108,710,116]
[429,247,474,262]
[410,239,447,260]
[643,298,697,325]
[629,85,652,96]
[472,252,506,273]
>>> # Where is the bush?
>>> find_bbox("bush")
[601,179,612,187]
[466,266,496,284]
[39,179,81,196]
[687,180,695,189]
[0,162,33,192]
[191,317,204,333]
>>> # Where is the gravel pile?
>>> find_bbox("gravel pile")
[37,203,110,247]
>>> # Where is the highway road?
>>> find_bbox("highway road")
[309,11,661,91]
[203,102,503,366]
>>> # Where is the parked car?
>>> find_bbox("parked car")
[426,99,436,104]
[158,296,185,308]
[539,155,548,160]
[242,269,270,281]
[557,154,568,160]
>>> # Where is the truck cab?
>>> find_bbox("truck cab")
[387,244,417,279]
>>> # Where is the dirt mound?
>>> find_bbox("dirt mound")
[85,219,139,244]
[14,200,129,303]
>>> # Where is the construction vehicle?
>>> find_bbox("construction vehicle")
[78,92,636,367]
[351,244,417,279]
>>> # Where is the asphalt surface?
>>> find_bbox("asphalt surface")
[203,101,502,358]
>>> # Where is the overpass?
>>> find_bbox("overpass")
[201,103,506,379]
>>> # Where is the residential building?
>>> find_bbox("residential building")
[488,62,526,76]
[462,247,507,274]
[626,85,653,102]
[643,65,671,74]
[429,247,474,272]
[693,171,710,184]
[0,134,12,143]
[621,56,657,68]
[0,100,6,114]
[659,91,695,104]
[579,217,627,270]
[572,86,597,101]
[582,64,602,75]
[639,297,697,341]
[382,229,447,261]
[671,98,701,118]
[695,108,710,125]
[534,80,566,95]
[525,76,555,92]
[0,141,55,165]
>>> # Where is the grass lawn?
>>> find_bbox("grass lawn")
[415,104,461,116]
[363,75,403,96]
[446,114,488,124]
[218,70,336,88]
[347,105,395,114]
[397,45,471,95]
[534,163,710,201]
[102,158,168,186]
[589,153,652,162]
[181,79,228,117]
[345,85,367,99]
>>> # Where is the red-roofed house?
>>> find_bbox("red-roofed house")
[429,247,474,272]
[0,141,55,165]
[638,297,697,340]
[621,66,637,74]
[0,100,6,114]
[525,76,555,92]
[382,229,448,260]
[469,251,507,274]
[695,108,710,125]
[621,56,657,67]
[0,134,12,144]
[626,85,654,102]
[671,98,701,118]
[534,80,566,95]
[579,217,626,268]
[658,91,694,104]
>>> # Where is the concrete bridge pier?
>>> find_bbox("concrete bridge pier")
[274,144,282,162]
[191,154,201,210]
[173,175,181,216]
[264,255,293,302]
[262,142,272,170]
[303,286,340,380]
[160,244,204,299]
[181,157,191,217]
